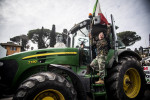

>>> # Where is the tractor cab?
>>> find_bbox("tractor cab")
[69,19,91,65]
[68,15,125,67]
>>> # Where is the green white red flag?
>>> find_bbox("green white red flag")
[93,0,108,25]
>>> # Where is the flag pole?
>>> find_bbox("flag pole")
[93,0,99,16]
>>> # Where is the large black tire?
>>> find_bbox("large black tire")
[105,56,146,100]
[0,92,2,99]
[13,72,77,100]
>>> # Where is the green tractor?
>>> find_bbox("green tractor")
[0,14,146,100]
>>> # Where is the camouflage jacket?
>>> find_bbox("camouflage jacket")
[96,38,108,56]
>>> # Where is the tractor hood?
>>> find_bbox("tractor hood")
[0,48,79,66]
[0,48,79,88]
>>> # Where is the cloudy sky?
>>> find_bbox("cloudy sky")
[0,0,150,50]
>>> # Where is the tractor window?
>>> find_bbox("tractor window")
[118,38,126,49]
[108,31,126,49]
[73,27,89,48]
[72,27,90,65]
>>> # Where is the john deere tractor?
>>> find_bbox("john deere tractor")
[0,14,146,100]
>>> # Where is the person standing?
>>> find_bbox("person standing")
[90,32,108,84]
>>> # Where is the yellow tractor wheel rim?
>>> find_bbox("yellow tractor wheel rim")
[33,89,65,100]
[123,68,141,98]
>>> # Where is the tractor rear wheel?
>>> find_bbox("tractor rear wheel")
[13,72,77,100]
[105,56,146,100]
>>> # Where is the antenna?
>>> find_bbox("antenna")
[149,33,150,46]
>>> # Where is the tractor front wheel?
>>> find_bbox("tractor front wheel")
[106,56,146,100]
[13,72,77,100]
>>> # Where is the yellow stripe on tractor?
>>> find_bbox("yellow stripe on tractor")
[22,52,77,60]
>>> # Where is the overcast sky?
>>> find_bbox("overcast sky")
[0,0,150,50]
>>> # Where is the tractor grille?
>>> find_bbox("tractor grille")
[0,60,18,86]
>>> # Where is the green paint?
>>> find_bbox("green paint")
[93,0,99,15]
[0,48,79,87]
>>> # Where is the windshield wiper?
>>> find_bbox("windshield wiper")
[79,29,86,36]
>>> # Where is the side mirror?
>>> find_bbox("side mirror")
[63,29,68,35]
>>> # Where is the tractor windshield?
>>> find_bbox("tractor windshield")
[69,20,91,65]
[69,19,90,48]
[73,27,89,48]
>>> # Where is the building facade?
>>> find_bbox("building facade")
[0,42,21,56]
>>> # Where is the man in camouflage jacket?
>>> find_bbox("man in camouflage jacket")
[90,32,108,84]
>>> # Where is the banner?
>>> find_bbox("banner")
[144,66,150,84]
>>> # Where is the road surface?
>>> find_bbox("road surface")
[0,90,150,100]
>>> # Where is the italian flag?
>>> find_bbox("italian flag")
[93,0,108,25]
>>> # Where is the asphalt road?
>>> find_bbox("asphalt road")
[87,90,150,100]
[0,90,150,100]
[144,90,150,100]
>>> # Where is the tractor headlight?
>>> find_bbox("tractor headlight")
[0,62,4,67]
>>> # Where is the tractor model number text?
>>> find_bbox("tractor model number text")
[28,60,37,64]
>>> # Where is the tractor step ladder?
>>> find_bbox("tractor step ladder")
[91,84,107,99]
[90,69,108,99]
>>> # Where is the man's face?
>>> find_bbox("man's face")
[98,32,104,40]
